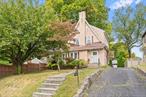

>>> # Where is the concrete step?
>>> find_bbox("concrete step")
[33,92,53,97]
[47,77,65,81]
[44,79,64,84]
[48,76,65,79]
[41,83,60,88]
[38,88,57,94]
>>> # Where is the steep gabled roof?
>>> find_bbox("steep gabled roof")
[74,19,109,48]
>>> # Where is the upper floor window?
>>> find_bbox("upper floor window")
[74,38,79,45]
[85,36,93,44]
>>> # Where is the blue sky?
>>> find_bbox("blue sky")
[106,0,146,58]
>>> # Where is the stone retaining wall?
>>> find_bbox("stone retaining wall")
[73,69,104,97]
[135,68,146,76]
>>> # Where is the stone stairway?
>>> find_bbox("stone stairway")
[33,73,71,97]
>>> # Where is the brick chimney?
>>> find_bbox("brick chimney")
[78,11,86,45]
[79,11,86,21]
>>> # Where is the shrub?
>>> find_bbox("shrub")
[65,57,74,64]
[47,59,87,70]
[68,59,87,69]
[47,62,58,70]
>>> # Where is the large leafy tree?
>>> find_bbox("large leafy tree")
[112,3,146,58]
[0,0,56,74]
[46,0,112,34]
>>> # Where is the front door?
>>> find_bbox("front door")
[90,51,98,64]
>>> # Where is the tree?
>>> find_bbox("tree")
[46,0,112,34]
[110,42,129,67]
[0,0,56,74]
[110,41,136,67]
[112,3,146,58]
[47,21,75,71]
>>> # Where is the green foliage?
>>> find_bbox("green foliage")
[0,59,10,65]
[68,59,87,68]
[46,0,112,34]
[110,42,129,67]
[47,62,58,70]
[0,0,56,74]
[48,59,87,69]
[116,52,126,67]
[112,3,146,58]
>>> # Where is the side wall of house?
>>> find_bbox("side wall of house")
[98,49,108,66]
[79,51,88,62]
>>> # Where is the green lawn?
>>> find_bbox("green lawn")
[0,70,72,97]
[138,64,146,73]
[54,68,105,97]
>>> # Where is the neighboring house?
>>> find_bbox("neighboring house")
[63,11,109,67]
[142,31,146,62]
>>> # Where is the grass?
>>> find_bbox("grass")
[138,64,146,72]
[0,70,72,97]
[53,68,98,97]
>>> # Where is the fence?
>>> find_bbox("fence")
[0,65,16,76]
[0,63,47,76]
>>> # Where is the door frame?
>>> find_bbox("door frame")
[90,51,98,64]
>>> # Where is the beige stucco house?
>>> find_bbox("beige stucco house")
[63,11,109,67]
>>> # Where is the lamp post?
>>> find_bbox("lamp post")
[74,64,80,87]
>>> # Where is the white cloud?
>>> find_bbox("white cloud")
[110,0,142,10]
[135,0,141,4]
[110,0,134,9]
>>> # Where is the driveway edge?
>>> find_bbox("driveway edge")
[73,68,106,97]
[135,67,146,76]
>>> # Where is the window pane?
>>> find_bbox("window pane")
[93,52,97,55]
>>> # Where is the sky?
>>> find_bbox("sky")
[39,0,145,58]
[106,0,146,58]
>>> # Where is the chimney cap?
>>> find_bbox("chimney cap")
[79,11,86,20]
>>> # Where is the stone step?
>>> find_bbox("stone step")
[38,88,57,94]
[44,79,64,84]
[47,77,65,81]
[48,76,65,79]
[41,83,60,88]
[33,92,53,97]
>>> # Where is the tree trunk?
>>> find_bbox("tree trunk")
[16,64,22,74]
[128,49,131,58]
[12,60,23,74]
[57,59,61,72]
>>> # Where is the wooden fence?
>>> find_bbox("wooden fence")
[0,65,16,76]
[0,63,47,76]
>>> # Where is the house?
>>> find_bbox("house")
[142,31,146,62]
[63,11,109,67]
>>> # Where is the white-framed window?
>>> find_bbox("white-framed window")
[70,52,78,59]
[85,36,93,44]
[74,38,79,45]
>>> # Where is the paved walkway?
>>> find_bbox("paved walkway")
[88,68,146,97]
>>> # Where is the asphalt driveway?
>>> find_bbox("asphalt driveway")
[88,68,146,97]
